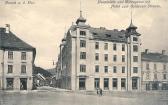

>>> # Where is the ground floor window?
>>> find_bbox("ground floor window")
[112,78,118,90]
[132,78,138,90]
[146,83,150,90]
[162,83,168,90]
[104,78,109,90]
[152,82,158,90]
[121,78,126,90]
[6,78,14,90]
[20,78,27,90]
[79,78,86,90]
[94,78,100,89]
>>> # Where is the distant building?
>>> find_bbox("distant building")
[55,11,142,91]
[141,49,168,91]
[0,25,36,90]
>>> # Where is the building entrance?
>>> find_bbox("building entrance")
[20,78,27,90]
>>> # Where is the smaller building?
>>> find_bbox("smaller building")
[0,25,36,90]
[142,49,168,91]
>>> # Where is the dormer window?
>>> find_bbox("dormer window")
[93,33,97,35]
[133,37,138,41]
[80,31,86,36]
[105,34,111,37]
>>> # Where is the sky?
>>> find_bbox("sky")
[0,0,168,69]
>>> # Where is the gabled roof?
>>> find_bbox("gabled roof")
[142,52,168,62]
[69,25,127,43]
[0,27,35,51]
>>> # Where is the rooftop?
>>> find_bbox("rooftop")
[142,52,168,62]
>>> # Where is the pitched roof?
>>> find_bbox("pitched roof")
[0,27,35,51]
[69,25,127,43]
[141,52,168,62]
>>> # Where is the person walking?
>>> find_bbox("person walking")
[100,88,103,96]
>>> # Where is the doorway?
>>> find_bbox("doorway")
[20,78,27,90]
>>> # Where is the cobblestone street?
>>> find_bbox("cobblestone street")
[0,88,168,105]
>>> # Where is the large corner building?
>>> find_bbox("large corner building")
[0,26,36,90]
[55,11,142,91]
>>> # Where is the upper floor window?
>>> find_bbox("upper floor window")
[133,37,138,41]
[122,66,125,73]
[104,66,108,73]
[95,53,99,61]
[122,55,125,62]
[154,64,157,70]
[113,55,117,62]
[133,67,138,73]
[146,63,150,70]
[80,31,86,36]
[113,66,117,73]
[154,73,157,80]
[104,54,108,61]
[21,65,26,74]
[163,64,166,70]
[122,44,125,51]
[113,43,117,51]
[104,43,108,50]
[133,45,138,52]
[133,56,138,62]
[95,65,99,73]
[8,65,13,73]
[95,42,99,49]
[163,74,167,80]
[8,51,13,60]
[80,64,86,72]
[80,40,86,48]
[80,52,86,59]
[21,52,26,60]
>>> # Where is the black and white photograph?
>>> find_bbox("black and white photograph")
[0,0,168,105]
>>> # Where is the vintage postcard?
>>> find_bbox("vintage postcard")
[0,0,168,105]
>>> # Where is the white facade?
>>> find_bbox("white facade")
[55,12,142,91]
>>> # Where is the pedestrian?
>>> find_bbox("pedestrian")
[97,88,99,95]
[100,88,103,96]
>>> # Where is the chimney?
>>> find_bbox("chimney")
[145,49,149,54]
[162,50,166,55]
[5,24,10,33]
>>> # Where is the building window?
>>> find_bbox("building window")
[80,65,86,72]
[163,74,167,80]
[104,43,108,50]
[79,78,86,90]
[122,55,125,62]
[8,51,13,60]
[80,31,86,36]
[154,64,157,70]
[104,66,108,73]
[133,37,138,41]
[8,65,13,73]
[146,63,150,70]
[104,54,108,61]
[113,66,117,73]
[154,74,157,80]
[21,65,26,74]
[113,55,117,62]
[133,45,138,52]
[122,44,125,51]
[80,40,86,47]
[122,66,125,73]
[80,52,86,59]
[95,42,99,49]
[21,52,26,60]
[6,78,14,90]
[133,67,138,73]
[163,64,166,70]
[133,56,138,62]
[132,78,138,90]
[95,65,99,73]
[95,53,99,61]
[113,43,117,51]
[104,78,109,90]
[113,78,118,89]
[121,78,126,89]
[94,78,100,89]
